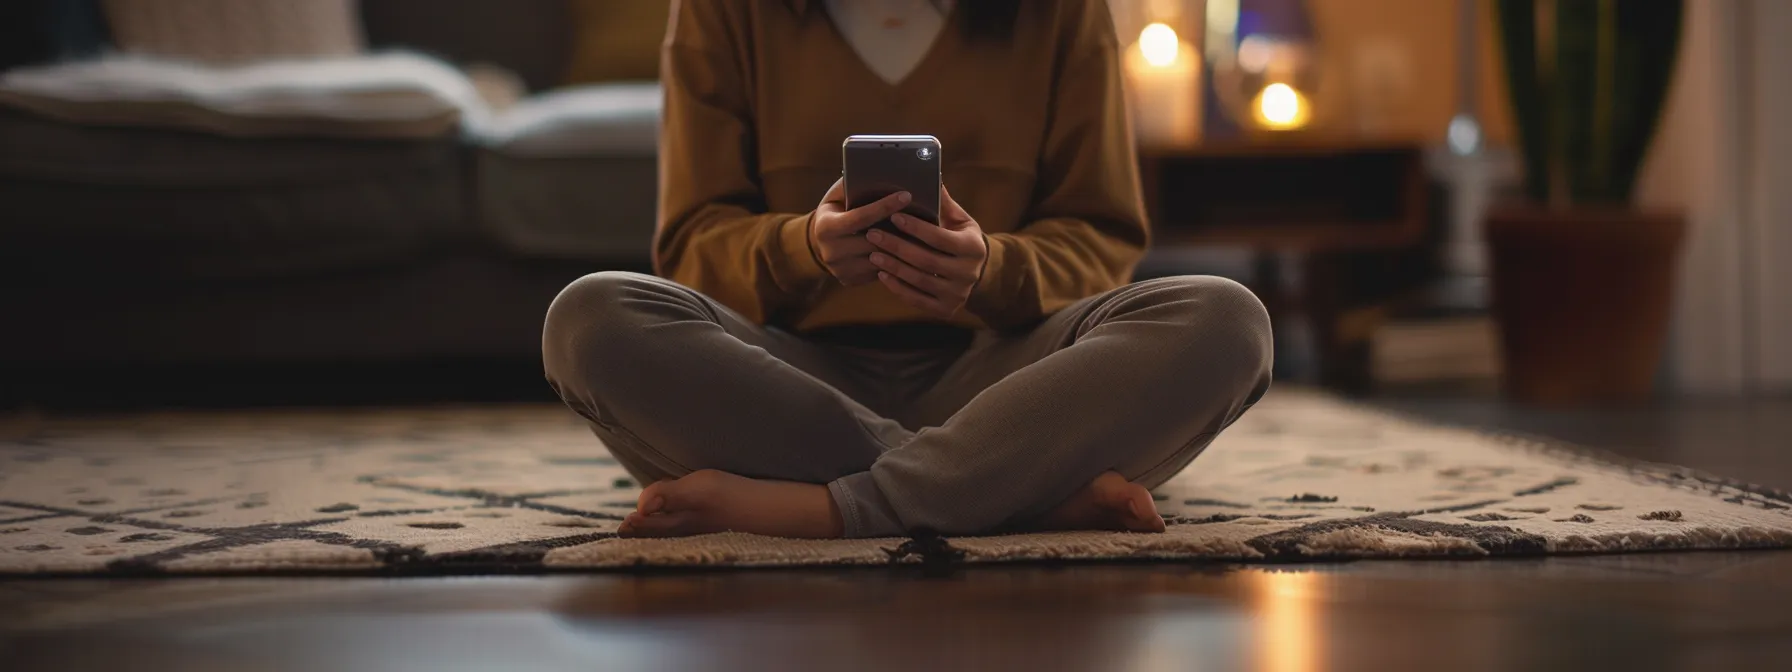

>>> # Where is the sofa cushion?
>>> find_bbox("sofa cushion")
[477,151,658,261]
[0,109,470,281]
[0,171,466,282]
[0,52,482,141]
[479,83,658,158]
[101,0,364,63]
[0,107,455,186]
[473,84,659,261]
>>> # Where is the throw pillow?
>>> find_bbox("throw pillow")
[102,0,365,64]
[563,0,671,84]
[0,52,477,140]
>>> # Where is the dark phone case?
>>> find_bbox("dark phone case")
[843,135,942,242]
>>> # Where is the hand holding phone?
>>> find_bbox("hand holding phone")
[815,134,988,316]
[808,178,913,286]
[866,185,989,317]
[805,135,942,286]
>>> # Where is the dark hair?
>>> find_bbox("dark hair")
[810,0,1021,42]
[950,0,1022,41]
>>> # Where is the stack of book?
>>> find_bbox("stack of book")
[1370,316,1502,391]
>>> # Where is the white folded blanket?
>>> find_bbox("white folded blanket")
[0,52,487,140]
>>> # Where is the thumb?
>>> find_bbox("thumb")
[818,178,846,210]
[940,186,975,230]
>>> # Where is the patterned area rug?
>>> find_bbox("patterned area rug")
[3,390,1790,574]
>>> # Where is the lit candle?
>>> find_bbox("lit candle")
[1251,82,1312,131]
[1123,23,1202,147]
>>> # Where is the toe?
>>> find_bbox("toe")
[1086,471,1134,507]
[639,470,728,516]
[1088,472,1164,533]
[1122,486,1166,533]
[617,512,645,537]
[637,482,668,515]
[624,512,703,538]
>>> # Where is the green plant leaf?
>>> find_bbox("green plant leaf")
[1494,0,1682,207]
[1496,0,1551,203]
[1608,0,1683,202]
[1555,0,1599,204]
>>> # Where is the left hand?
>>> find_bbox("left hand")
[867,186,989,317]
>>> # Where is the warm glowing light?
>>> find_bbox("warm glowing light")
[1123,20,1202,146]
[1207,0,1240,36]
[1251,571,1323,672]
[1139,23,1180,67]
[1259,84,1300,125]
[1252,82,1312,130]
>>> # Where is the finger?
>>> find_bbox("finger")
[816,236,875,261]
[866,229,954,277]
[868,228,981,283]
[871,251,957,296]
[891,213,977,255]
[879,271,955,316]
[840,191,912,231]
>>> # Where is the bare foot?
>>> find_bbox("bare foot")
[617,469,845,539]
[1030,471,1166,533]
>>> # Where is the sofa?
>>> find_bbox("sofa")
[0,0,665,390]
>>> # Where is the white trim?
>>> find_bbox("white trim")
[1641,0,1750,395]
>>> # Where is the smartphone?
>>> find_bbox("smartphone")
[842,134,942,240]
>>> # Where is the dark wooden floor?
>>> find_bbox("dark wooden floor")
[4,395,1791,671]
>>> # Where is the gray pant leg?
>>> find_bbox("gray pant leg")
[828,276,1274,537]
[542,271,912,485]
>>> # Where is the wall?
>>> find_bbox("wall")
[1638,0,1792,395]
[1746,0,1792,389]
[1305,0,1513,146]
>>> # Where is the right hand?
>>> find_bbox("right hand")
[809,178,913,286]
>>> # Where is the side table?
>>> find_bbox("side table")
[1137,141,1433,393]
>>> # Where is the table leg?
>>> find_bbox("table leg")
[1302,253,1375,395]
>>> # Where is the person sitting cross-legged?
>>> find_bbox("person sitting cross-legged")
[542,0,1272,539]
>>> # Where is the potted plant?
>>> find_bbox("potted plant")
[1486,0,1685,405]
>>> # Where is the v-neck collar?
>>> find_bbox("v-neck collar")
[814,0,960,98]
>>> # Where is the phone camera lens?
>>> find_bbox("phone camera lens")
[916,147,934,160]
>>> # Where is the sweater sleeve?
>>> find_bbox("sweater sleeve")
[965,0,1150,330]
[653,0,831,325]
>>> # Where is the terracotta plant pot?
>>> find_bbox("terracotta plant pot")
[1484,207,1686,405]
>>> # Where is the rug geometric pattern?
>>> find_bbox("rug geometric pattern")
[3,390,1789,574]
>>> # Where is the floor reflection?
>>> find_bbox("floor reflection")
[6,555,1792,671]
[1250,570,1324,672]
